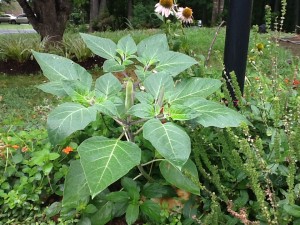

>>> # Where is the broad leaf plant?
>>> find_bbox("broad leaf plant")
[33,33,248,223]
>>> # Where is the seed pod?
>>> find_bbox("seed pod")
[125,79,134,111]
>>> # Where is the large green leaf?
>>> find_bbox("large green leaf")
[95,73,122,98]
[80,33,116,60]
[78,136,141,198]
[143,119,191,169]
[184,98,248,128]
[155,51,198,77]
[37,81,67,97]
[47,103,97,145]
[32,51,92,85]
[137,34,169,66]
[144,72,174,100]
[128,103,155,119]
[62,160,90,208]
[168,78,222,104]
[62,80,92,101]
[168,104,199,121]
[117,35,137,57]
[159,159,200,195]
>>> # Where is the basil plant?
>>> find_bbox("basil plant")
[33,33,247,215]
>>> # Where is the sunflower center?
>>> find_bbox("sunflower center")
[182,7,193,18]
[159,0,173,8]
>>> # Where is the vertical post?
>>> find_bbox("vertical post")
[223,0,253,99]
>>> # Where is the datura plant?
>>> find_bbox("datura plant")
[33,33,248,223]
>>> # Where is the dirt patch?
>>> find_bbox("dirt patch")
[0,55,104,75]
[278,35,300,57]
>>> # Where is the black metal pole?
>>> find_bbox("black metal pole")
[223,0,253,99]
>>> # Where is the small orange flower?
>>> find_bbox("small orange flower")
[62,146,73,154]
[11,145,19,149]
[21,146,28,152]
[254,77,260,81]
[284,78,290,84]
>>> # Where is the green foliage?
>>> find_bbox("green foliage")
[0,129,68,224]
[32,32,248,224]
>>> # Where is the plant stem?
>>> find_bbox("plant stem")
[141,158,164,166]
[137,165,154,182]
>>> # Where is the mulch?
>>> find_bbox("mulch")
[278,34,300,57]
[0,55,105,75]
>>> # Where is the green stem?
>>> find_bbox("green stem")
[137,165,154,182]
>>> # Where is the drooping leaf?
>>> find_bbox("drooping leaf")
[32,51,92,85]
[47,103,97,145]
[184,98,249,127]
[80,33,117,60]
[143,119,191,169]
[62,160,90,209]
[95,73,122,98]
[155,51,198,77]
[168,78,222,104]
[78,136,141,198]
[144,72,174,100]
[117,35,137,57]
[159,159,200,195]
[128,103,155,119]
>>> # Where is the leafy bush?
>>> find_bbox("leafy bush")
[32,32,248,224]
[131,2,161,29]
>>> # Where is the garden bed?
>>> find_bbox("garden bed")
[0,55,105,75]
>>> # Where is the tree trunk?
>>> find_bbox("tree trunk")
[219,0,225,16]
[17,0,71,44]
[89,0,99,32]
[127,0,133,21]
[274,0,280,14]
[211,0,220,26]
[99,0,107,18]
[295,0,299,28]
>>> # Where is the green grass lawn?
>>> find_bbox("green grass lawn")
[0,24,33,30]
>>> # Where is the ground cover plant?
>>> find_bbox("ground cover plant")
[1,1,300,224]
